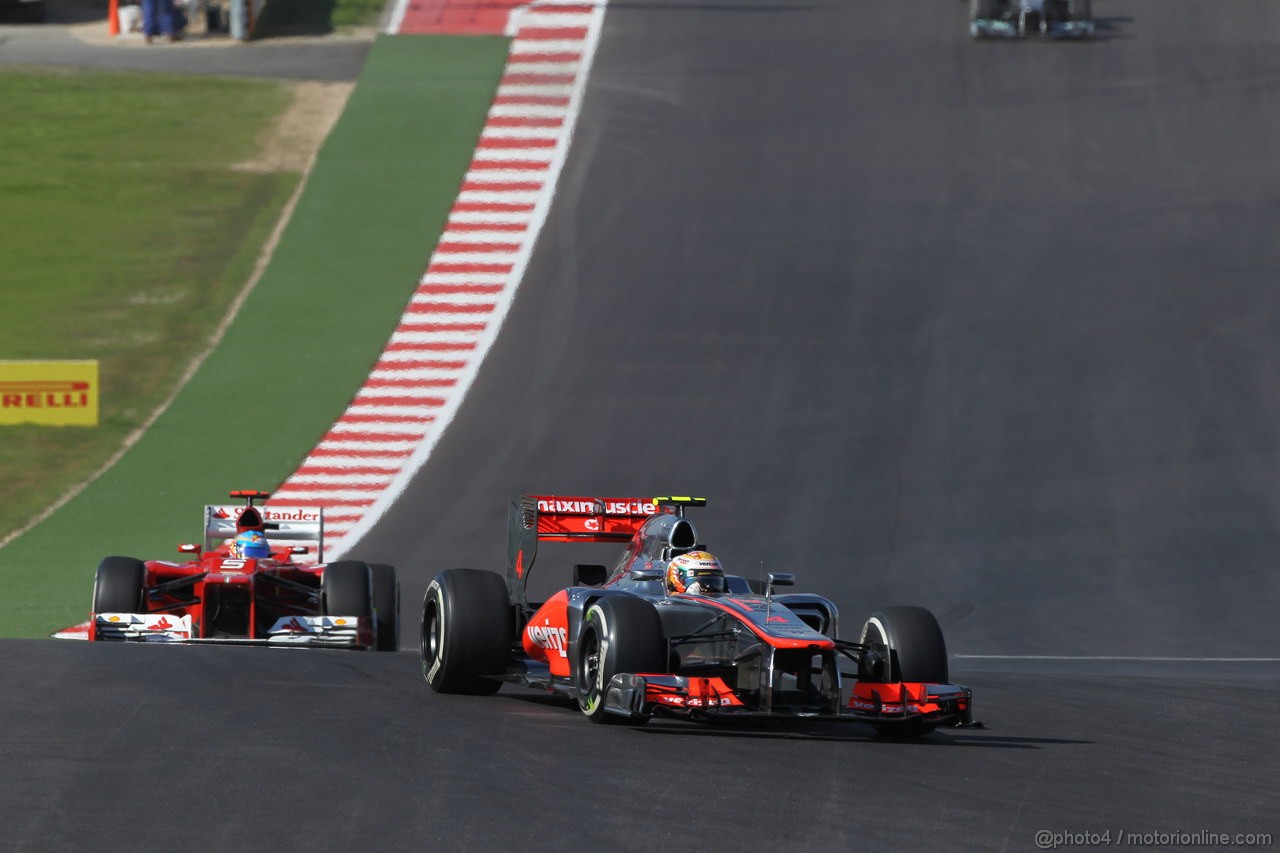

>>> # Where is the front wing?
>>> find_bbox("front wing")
[603,672,974,726]
[93,613,369,647]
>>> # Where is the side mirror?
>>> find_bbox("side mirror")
[630,562,665,582]
[290,546,308,555]
[573,563,608,587]
[178,543,201,555]
[767,572,795,588]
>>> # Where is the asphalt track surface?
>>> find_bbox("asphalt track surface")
[4,0,1280,850]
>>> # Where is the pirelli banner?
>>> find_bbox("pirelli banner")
[0,361,100,426]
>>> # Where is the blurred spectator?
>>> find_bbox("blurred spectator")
[140,0,183,42]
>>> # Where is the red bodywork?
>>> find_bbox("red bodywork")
[89,493,372,647]
[523,589,571,677]
[88,549,357,642]
[849,681,972,720]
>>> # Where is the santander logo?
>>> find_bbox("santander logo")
[263,508,320,522]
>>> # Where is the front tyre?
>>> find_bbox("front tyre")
[859,606,949,738]
[322,561,373,621]
[91,557,147,639]
[421,569,511,695]
[369,563,400,652]
[575,596,666,725]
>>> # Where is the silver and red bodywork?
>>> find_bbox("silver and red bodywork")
[90,497,372,648]
[504,495,973,726]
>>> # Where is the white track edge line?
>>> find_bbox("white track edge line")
[954,655,1280,662]
[385,0,410,35]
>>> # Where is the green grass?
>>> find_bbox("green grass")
[255,0,386,36]
[0,36,511,637]
[0,66,296,550]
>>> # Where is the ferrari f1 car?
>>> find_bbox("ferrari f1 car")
[970,0,1094,39]
[420,495,975,735]
[88,490,399,650]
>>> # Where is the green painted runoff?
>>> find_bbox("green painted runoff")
[0,35,510,637]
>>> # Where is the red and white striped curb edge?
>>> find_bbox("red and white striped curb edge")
[268,0,608,560]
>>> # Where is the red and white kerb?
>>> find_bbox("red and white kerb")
[268,0,608,558]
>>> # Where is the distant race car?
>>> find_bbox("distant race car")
[970,0,1094,39]
[88,490,399,650]
[420,495,977,735]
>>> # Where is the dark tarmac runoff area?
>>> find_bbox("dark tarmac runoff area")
[0,0,372,78]
[3,0,1280,850]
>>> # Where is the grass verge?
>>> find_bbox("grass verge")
[0,35,510,638]
[0,66,295,551]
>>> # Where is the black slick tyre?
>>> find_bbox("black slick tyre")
[575,596,666,725]
[1069,0,1091,20]
[860,606,949,683]
[859,606,949,738]
[369,563,400,652]
[91,557,147,630]
[322,561,373,624]
[421,569,511,695]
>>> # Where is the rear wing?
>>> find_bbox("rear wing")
[521,495,664,543]
[204,504,325,561]
[506,494,704,603]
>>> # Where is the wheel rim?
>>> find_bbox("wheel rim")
[862,618,888,647]
[579,629,600,709]
[861,618,891,681]
[423,599,440,663]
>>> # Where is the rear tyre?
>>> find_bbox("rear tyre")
[369,563,400,652]
[859,606,949,738]
[575,596,666,725]
[91,557,147,627]
[322,561,373,624]
[421,569,511,695]
[1069,0,1092,20]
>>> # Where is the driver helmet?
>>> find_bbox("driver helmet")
[666,550,726,595]
[231,529,271,559]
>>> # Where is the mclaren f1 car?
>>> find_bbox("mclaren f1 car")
[88,490,399,650]
[970,0,1094,39]
[420,495,975,735]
